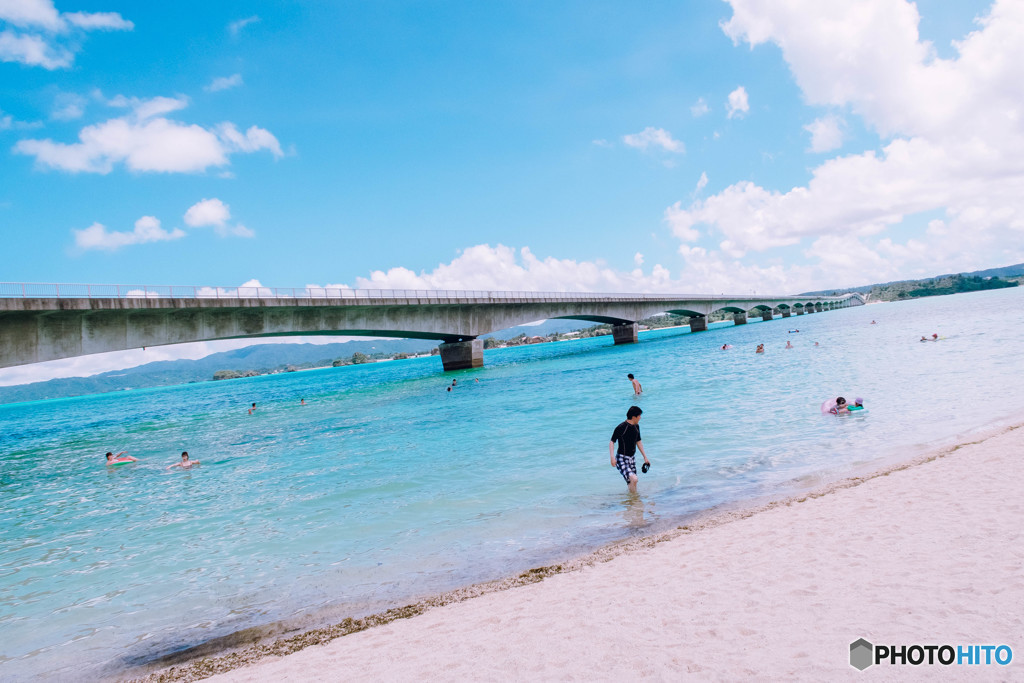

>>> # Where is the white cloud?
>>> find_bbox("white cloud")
[228,15,260,36]
[804,114,845,152]
[63,11,132,31]
[592,138,612,148]
[622,126,685,153]
[0,29,71,68]
[227,223,254,238]
[657,0,1024,288]
[205,74,243,93]
[73,216,186,252]
[350,244,681,294]
[184,198,254,238]
[0,0,63,30]
[691,97,710,117]
[107,93,189,119]
[726,86,749,119]
[664,201,700,243]
[695,171,709,194]
[184,197,230,227]
[0,107,41,130]
[216,122,284,157]
[634,252,644,266]
[0,1,132,69]
[14,94,283,173]
[51,92,86,120]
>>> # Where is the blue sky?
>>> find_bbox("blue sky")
[2,0,1021,382]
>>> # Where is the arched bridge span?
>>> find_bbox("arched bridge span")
[0,284,864,371]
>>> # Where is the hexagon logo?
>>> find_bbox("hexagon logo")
[850,638,874,670]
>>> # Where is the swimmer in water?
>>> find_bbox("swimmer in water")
[721,344,733,350]
[627,373,642,396]
[785,341,794,349]
[167,451,200,469]
[829,397,849,414]
[300,398,306,405]
[755,344,765,354]
[248,402,257,415]
[105,451,138,465]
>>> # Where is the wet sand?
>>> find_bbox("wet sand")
[135,422,1024,682]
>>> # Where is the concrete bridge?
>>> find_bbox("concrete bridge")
[0,283,864,371]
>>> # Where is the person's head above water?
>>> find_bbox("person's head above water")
[105,452,113,460]
[181,451,189,461]
[626,405,642,422]
[854,397,863,406]
[836,397,847,406]
[627,374,635,379]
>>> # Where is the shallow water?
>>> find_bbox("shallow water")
[1,287,1023,679]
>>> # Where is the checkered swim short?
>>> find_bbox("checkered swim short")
[615,453,637,483]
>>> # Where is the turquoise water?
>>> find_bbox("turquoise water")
[2,287,1023,679]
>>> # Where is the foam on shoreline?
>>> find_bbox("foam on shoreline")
[128,420,1024,682]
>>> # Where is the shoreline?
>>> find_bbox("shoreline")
[129,419,1024,682]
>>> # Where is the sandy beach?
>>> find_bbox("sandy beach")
[134,420,1024,682]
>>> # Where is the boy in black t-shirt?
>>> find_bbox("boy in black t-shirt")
[609,405,650,493]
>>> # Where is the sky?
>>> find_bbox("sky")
[2,0,1022,384]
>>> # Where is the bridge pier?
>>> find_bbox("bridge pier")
[612,322,638,344]
[761,310,773,322]
[732,312,747,326]
[781,309,791,318]
[796,308,804,315]
[438,339,483,371]
[815,303,823,312]
[688,316,708,332]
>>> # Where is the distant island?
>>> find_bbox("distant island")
[801,262,1022,301]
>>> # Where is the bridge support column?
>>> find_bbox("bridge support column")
[796,308,804,315]
[438,339,483,371]
[688,316,708,332]
[781,309,791,318]
[815,303,823,312]
[612,322,638,344]
[761,310,773,322]
[732,312,747,326]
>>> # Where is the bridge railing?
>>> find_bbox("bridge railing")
[0,282,857,303]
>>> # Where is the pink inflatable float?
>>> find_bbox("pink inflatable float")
[821,397,847,414]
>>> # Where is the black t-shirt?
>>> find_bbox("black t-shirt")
[610,420,641,456]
